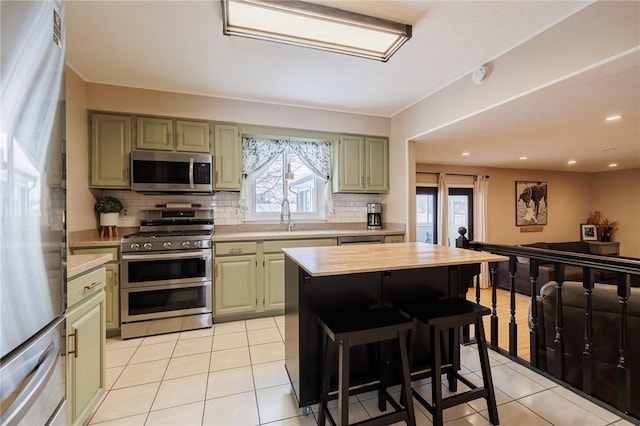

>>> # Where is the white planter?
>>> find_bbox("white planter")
[99,212,119,227]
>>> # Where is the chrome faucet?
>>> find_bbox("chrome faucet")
[280,199,294,231]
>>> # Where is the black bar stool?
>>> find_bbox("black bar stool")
[317,307,416,426]
[401,298,499,426]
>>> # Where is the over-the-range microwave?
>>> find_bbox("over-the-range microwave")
[130,150,215,193]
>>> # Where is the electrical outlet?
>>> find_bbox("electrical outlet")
[233,208,240,217]
[122,208,128,217]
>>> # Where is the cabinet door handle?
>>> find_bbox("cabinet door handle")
[68,329,79,358]
[229,248,243,254]
[114,272,118,286]
[84,281,102,292]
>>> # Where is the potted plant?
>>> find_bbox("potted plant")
[95,196,123,227]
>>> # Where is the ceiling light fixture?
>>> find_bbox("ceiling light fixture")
[605,115,622,121]
[221,0,412,62]
[462,152,470,156]
[519,156,527,160]
[567,160,577,165]
[609,163,618,167]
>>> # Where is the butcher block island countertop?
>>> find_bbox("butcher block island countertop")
[282,242,508,277]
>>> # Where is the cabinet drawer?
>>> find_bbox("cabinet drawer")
[263,238,335,253]
[68,267,106,307]
[71,247,119,261]
[215,241,257,255]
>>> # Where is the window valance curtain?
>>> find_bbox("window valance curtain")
[238,137,334,214]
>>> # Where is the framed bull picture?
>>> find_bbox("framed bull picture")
[516,181,548,226]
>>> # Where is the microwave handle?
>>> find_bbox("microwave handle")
[189,157,194,189]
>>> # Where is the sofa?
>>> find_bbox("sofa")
[495,241,621,296]
[533,281,640,418]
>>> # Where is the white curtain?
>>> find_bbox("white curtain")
[474,175,490,288]
[289,139,334,214]
[238,137,287,212]
[437,174,448,246]
[238,137,334,214]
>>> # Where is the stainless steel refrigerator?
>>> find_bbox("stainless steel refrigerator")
[1,1,67,424]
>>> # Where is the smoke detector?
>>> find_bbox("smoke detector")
[472,65,488,84]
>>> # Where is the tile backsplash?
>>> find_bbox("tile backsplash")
[100,190,382,227]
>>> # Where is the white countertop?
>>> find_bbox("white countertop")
[69,224,406,247]
[67,253,113,278]
[212,227,403,242]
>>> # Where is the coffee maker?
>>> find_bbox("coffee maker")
[367,203,382,230]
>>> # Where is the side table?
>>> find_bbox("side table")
[587,241,620,256]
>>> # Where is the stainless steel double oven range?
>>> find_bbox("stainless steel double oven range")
[120,207,213,339]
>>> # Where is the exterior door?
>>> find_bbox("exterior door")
[416,186,438,243]
[447,188,474,246]
[416,186,473,245]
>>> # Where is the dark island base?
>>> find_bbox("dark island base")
[284,257,480,407]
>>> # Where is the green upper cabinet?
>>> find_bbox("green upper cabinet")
[137,117,211,153]
[136,117,173,151]
[214,124,242,191]
[365,137,389,192]
[334,135,365,192]
[90,113,131,188]
[333,135,388,193]
[176,120,211,153]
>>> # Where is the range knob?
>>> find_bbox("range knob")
[182,241,191,249]
[163,242,172,249]
[193,241,202,248]
[130,243,140,251]
[143,242,153,251]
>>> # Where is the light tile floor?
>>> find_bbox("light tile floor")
[89,316,637,426]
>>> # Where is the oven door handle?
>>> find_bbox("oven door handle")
[123,251,210,261]
[189,157,194,189]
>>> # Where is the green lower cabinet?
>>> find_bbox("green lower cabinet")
[263,253,285,312]
[70,247,120,333]
[66,290,106,426]
[214,254,257,317]
[104,263,120,331]
[384,234,404,243]
[214,238,335,321]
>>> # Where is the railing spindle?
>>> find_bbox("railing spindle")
[616,272,630,413]
[553,263,565,380]
[529,260,540,368]
[489,262,498,347]
[508,256,518,356]
[582,267,594,395]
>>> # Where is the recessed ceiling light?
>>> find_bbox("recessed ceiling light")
[609,163,618,167]
[567,160,577,165]
[461,152,470,156]
[605,115,623,121]
[519,156,527,160]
